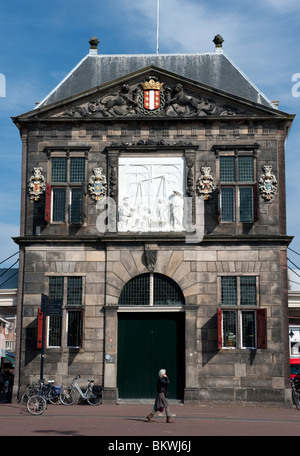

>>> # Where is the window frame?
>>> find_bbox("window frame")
[217,275,266,350]
[45,150,88,225]
[217,147,259,223]
[46,275,84,349]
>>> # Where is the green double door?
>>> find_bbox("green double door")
[117,312,185,399]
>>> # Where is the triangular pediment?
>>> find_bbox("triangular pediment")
[14,66,292,122]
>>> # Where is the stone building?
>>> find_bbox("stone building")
[12,36,294,404]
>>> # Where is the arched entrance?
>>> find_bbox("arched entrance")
[117,273,185,400]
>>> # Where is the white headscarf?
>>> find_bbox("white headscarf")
[158,369,166,377]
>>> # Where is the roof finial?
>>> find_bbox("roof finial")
[213,34,224,53]
[89,36,100,55]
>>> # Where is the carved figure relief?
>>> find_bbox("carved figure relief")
[88,167,107,202]
[144,246,158,272]
[28,166,46,201]
[259,164,277,201]
[118,157,185,232]
[196,166,215,200]
[62,78,244,119]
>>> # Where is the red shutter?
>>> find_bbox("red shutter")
[217,308,223,348]
[253,182,259,222]
[45,183,52,223]
[37,308,44,348]
[257,308,267,349]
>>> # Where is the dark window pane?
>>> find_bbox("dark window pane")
[241,311,256,348]
[153,273,185,306]
[51,158,67,183]
[240,276,256,305]
[70,158,85,183]
[67,310,82,347]
[238,156,254,182]
[70,188,83,223]
[223,311,237,347]
[220,156,235,182]
[221,187,235,221]
[48,315,62,347]
[221,276,237,306]
[67,277,82,306]
[239,187,253,222]
[49,276,64,300]
[119,274,150,305]
[52,188,66,222]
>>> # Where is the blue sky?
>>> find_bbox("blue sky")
[1,0,300,279]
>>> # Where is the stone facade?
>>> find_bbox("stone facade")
[12,41,294,405]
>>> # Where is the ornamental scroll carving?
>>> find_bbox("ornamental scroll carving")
[62,78,244,119]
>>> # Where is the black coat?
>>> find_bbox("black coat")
[156,376,170,395]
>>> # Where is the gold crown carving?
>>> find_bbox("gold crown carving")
[140,79,164,90]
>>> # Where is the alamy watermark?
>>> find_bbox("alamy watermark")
[292,73,300,98]
[0,74,6,97]
[95,196,204,244]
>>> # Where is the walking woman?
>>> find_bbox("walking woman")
[146,369,173,423]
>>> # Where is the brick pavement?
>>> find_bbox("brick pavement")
[0,401,300,440]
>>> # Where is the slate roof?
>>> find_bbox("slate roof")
[36,48,275,109]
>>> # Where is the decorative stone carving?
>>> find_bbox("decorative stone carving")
[28,166,46,201]
[144,245,157,272]
[259,164,277,201]
[62,80,244,118]
[138,76,165,115]
[88,167,107,202]
[118,157,185,232]
[196,167,215,200]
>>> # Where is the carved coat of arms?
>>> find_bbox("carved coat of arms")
[139,77,165,114]
[140,78,164,111]
[28,166,46,202]
[196,167,215,200]
[259,164,277,201]
[88,167,107,202]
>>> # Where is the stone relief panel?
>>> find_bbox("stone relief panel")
[118,156,185,232]
[60,77,246,119]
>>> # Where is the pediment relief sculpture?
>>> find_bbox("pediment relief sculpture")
[28,166,46,202]
[61,77,245,119]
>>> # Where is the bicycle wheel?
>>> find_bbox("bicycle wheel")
[48,390,61,405]
[27,395,47,415]
[86,388,103,405]
[60,387,78,405]
[292,389,300,410]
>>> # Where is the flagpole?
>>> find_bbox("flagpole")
[156,0,159,54]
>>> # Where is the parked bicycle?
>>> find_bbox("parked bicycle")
[291,376,300,410]
[26,379,62,415]
[20,378,40,404]
[60,374,103,406]
[22,378,62,406]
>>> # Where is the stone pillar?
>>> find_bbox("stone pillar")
[103,305,118,402]
[184,304,198,401]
